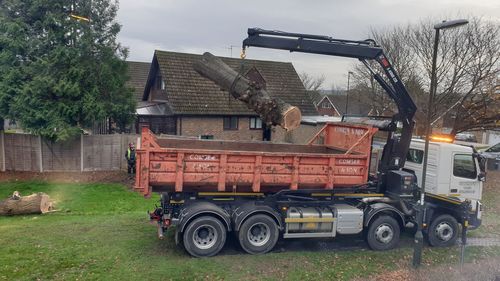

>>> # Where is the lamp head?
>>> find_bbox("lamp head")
[434,19,469,30]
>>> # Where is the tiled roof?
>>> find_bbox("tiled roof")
[307,91,324,105]
[126,61,151,101]
[329,94,372,115]
[145,50,318,116]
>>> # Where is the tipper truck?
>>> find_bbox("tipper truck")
[135,28,485,257]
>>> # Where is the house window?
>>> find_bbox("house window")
[453,154,476,179]
[223,116,238,130]
[321,102,331,109]
[156,75,165,90]
[406,148,424,164]
[249,117,262,129]
[200,135,214,140]
[138,116,176,135]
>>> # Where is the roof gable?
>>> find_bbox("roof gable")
[144,50,317,116]
[317,95,341,116]
[316,95,342,116]
[126,61,151,102]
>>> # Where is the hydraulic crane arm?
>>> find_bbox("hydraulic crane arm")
[242,28,417,172]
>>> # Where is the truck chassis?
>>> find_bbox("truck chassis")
[151,188,477,257]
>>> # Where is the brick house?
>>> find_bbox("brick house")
[314,95,341,116]
[137,50,317,142]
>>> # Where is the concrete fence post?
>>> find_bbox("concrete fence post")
[80,134,84,172]
[120,134,124,170]
[1,131,5,172]
[38,135,43,172]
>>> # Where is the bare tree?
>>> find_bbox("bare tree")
[350,25,427,127]
[450,74,500,134]
[299,72,326,91]
[350,17,500,135]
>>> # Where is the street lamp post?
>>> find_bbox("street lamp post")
[345,71,353,115]
[412,19,468,268]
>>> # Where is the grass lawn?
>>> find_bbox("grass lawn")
[0,178,499,281]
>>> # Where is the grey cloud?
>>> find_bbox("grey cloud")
[117,0,500,88]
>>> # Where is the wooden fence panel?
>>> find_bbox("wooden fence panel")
[82,134,122,171]
[41,137,81,171]
[0,133,140,172]
[4,133,41,171]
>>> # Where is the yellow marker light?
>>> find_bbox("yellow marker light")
[430,135,454,143]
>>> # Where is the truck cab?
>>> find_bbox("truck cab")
[405,139,484,228]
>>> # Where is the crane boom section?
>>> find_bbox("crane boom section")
[242,28,417,172]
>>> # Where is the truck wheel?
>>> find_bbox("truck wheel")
[366,215,400,251]
[183,216,226,257]
[427,214,458,247]
[238,214,279,255]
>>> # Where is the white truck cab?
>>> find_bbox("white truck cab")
[405,139,484,215]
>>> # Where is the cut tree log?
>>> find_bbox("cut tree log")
[193,52,302,131]
[0,191,52,215]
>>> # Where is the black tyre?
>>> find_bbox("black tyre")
[183,216,226,257]
[427,214,458,247]
[366,215,400,251]
[238,214,279,255]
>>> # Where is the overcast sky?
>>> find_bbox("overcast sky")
[116,0,500,89]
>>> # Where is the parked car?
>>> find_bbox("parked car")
[455,132,478,143]
[480,142,500,159]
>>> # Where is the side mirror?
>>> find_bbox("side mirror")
[478,171,486,182]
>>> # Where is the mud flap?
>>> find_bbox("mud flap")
[175,228,181,246]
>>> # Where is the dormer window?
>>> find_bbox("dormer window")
[156,75,165,90]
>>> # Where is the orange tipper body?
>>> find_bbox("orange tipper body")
[134,123,378,197]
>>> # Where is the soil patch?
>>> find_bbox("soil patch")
[0,171,133,186]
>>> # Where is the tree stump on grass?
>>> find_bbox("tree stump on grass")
[0,191,53,215]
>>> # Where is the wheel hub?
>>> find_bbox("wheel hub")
[375,224,394,244]
[247,223,271,247]
[193,224,218,249]
[435,222,454,242]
